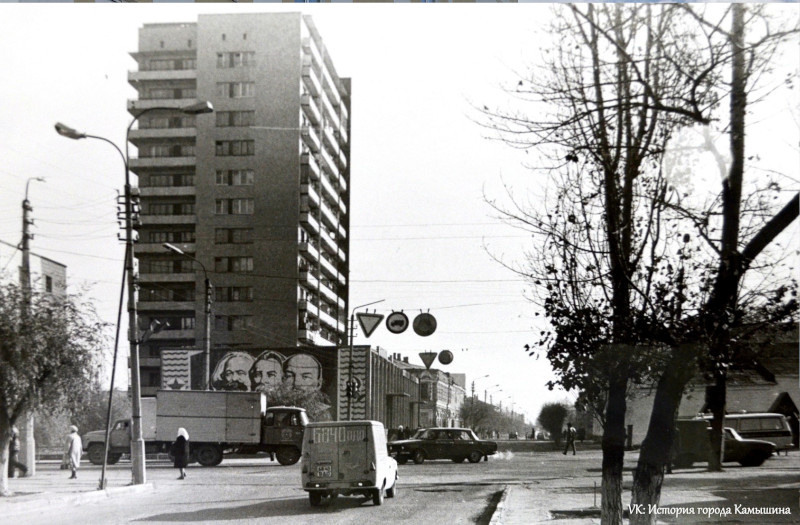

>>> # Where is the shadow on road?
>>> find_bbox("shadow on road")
[132,495,388,522]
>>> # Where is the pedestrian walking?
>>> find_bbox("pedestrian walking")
[563,422,577,455]
[171,427,190,480]
[65,425,82,479]
[7,426,28,478]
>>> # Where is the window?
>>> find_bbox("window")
[215,315,252,331]
[144,202,195,216]
[140,144,195,158]
[215,287,253,302]
[215,169,254,185]
[215,140,254,156]
[139,285,195,302]
[739,418,761,431]
[146,230,195,243]
[45,275,53,293]
[216,51,255,68]
[216,82,255,98]
[215,199,254,215]
[215,111,255,127]
[142,173,194,187]
[215,228,253,244]
[216,256,254,272]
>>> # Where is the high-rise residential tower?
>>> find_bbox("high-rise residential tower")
[128,13,350,395]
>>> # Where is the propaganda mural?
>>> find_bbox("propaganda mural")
[209,347,338,420]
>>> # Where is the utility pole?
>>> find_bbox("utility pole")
[19,177,44,477]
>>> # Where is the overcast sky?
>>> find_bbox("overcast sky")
[0,3,797,426]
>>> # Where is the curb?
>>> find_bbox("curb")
[488,485,510,525]
[5,482,155,506]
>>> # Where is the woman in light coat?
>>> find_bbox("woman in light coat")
[65,425,82,479]
[170,428,190,480]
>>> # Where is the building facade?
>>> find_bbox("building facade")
[0,239,67,296]
[128,13,351,395]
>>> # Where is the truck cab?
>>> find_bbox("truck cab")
[260,406,308,465]
[301,420,398,506]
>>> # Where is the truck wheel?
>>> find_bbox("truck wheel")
[309,492,322,507]
[468,450,483,463]
[396,457,408,465]
[372,486,384,506]
[87,444,106,466]
[276,447,301,466]
[674,454,694,469]
[740,453,768,467]
[195,445,223,466]
[412,450,425,465]
[106,453,122,465]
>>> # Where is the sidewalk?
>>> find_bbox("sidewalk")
[2,461,155,507]
[490,453,800,524]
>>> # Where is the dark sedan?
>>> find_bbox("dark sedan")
[722,427,776,467]
[388,427,498,465]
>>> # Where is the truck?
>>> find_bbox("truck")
[82,390,308,467]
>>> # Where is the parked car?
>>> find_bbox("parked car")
[673,419,777,468]
[388,427,498,465]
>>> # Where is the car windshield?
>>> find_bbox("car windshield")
[411,429,428,439]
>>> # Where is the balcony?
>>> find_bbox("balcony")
[301,94,321,126]
[139,186,195,197]
[300,269,319,289]
[320,94,340,130]
[301,184,320,209]
[135,242,195,254]
[129,156,195,169]
[149,328,195,340]
[319,202,340,232]
[337,171,348,194]
[302,37,322,70]
[299,212,320,235]
[298,329,320,345]
[337,148,347,170]
[318,308,339,332]
[322,126,338,152]
[299,299,320,318]
[136,301,193,311]
[128,127,196,141]
[318,148,336,176]
[139,214,196,226]
[128,69,197,83]
[319,255,339,282]
[302,153,320,181]
[301,125,320,153]
[137,273,195,284]
[128,98,198,113]
[319,281,343,309]
[321,67,341,107]
[299,241,320,261]
[302,62,322,97]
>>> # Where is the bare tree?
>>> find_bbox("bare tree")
[0,283,108,496]
[479,4,798,523]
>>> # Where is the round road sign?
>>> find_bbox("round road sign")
[413,313,437,337]
[438,350,453,365]
[386,311,409,334]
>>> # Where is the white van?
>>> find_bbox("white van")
[301,420,398,507]
[698,413,793,450]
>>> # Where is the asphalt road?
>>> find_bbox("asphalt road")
[5,448,798,524]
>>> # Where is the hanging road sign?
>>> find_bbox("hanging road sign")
[419,351,437,369]
[386,311,409,334]
[356,312,384,338]
[413,313,437,337]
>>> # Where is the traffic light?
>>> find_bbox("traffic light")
[351,378,360,397]
[345,380,353,398]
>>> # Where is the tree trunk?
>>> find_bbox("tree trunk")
[630,345,698,524]
[602,375,628,525]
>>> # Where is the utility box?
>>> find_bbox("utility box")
[142,397,158,441]
[155,390,265,444]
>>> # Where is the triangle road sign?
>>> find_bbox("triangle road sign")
[356,312,384,338]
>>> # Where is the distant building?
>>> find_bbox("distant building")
[0,239,67,296]
[127,13,351,395]
[391,353,467,428]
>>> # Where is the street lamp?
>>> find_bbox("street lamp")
[163,242,212,390]
[54,100,213,486]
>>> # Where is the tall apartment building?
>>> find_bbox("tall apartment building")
[128,13,350,395]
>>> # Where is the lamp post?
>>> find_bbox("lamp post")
[19,176,45,477]
[347,299,384,420]
[163,242,212,389]
[54,100,213,485]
